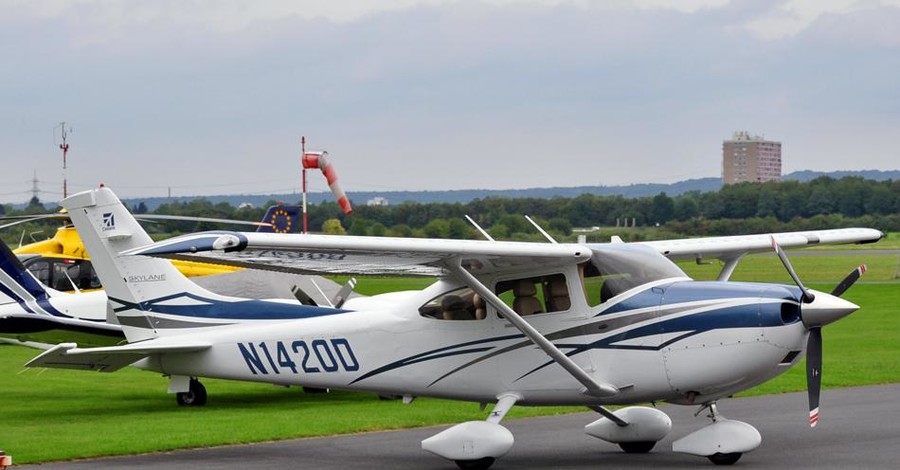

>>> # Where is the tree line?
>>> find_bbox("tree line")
[2,176,898,245]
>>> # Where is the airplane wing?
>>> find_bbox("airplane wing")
[26,340,212,372]
[121,228,882,276]
[122,232,593,277]
[631,228,883,262]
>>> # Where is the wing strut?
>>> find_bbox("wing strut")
[445,259,619,398]
[716,253,745,281]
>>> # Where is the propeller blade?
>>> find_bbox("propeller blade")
[831,264,867,297]
[807,327,823,427]
[770,236,815,303]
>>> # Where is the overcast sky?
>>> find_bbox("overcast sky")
[2,0,899,204]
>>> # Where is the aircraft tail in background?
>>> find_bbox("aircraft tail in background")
[0,239,53,308]
[256,205,300,233]
[0,238,119,340]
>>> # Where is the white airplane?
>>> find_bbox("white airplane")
[28,187,881,468]
[0,238,122,346]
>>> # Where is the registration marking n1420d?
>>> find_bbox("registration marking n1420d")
[237,339,359,375]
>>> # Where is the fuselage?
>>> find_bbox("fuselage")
[134,277,809,407]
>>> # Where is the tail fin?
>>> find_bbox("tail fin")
[256,205,300,233]
[0,238,53,310]
[1,238,122,337]
[62,187,227,342]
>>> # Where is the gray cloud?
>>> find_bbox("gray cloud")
[1,1,898,203]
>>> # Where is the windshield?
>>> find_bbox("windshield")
[586,244,687,302]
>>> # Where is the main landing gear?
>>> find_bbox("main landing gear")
[672,402,761,465]
[176,377,207,407]
[421,394,519,470]
[585,405,672,454]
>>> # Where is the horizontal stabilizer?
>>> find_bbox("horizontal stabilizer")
[26,340,211,373]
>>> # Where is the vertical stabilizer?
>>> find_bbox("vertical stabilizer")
[0,240,50,306]
[256,205,300,233]
[61,187,225,341]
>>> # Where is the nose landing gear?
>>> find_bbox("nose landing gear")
[672,402,761,465]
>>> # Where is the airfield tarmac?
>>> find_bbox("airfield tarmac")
[17,384,900,469]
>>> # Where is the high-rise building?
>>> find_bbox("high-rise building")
[722,131,782,184]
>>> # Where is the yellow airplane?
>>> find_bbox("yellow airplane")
[10,205,300,293]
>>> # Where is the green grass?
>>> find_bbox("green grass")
[0,345,579,463]
[2,251,899,464]
[679,251,900,282]
[330,275,434,295]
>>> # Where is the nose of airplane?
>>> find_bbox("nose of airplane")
[800,289,860,328]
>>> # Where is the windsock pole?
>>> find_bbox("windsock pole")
[301,136,309,234]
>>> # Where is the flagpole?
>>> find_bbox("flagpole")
[301,136,308,234]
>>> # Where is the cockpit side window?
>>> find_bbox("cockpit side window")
[494,273,570,317]
[419,287,486,321]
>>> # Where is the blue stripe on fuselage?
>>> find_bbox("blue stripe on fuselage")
[111,292,349,320]
[581,281,802,353]
[663,281,801,304]
[600,281,801,317]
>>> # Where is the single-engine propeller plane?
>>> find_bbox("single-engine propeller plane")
[27,187,882,467]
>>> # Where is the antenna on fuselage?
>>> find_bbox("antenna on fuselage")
[464,215,495,241]
[524,215,558,244]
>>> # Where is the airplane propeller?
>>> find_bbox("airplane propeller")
[770,237,866,428]
[807,264,867,427]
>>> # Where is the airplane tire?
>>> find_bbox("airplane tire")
[176,379,208,407]
[619,441,656,453]
[454,457,495,470]
[707,452,742,465]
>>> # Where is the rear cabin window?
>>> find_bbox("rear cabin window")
[494,273,570,317]
[419,287,487,321]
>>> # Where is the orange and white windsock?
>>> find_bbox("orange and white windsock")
[302,151,353,215]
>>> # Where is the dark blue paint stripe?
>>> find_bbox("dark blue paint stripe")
[110,292,349,321]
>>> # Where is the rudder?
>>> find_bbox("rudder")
[62,187,226,341]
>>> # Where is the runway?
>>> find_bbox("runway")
[18,384,900,469]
